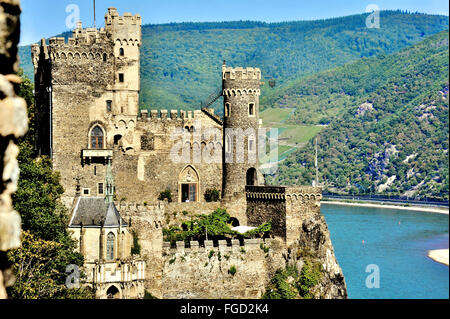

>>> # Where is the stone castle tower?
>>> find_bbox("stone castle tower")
[32,8,142,205]
[222,62,262,199]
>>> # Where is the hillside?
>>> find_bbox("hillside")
[268,31,449,200]
[19,10,449,113]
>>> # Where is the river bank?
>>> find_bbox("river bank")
[321,201,449,214]
[428,249,450,266]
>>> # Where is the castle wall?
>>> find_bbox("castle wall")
[117,202,165,298]
[245,186,322,246]
[161,238,285,299]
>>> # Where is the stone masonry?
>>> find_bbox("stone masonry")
[0,0,27,299]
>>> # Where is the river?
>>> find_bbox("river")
[321,203,449,299]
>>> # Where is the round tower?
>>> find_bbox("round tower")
[222,62,262,199]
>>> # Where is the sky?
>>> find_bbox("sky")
[20,0,449,45]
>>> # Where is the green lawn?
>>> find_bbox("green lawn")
[260,108,294,124]
[279,125,324,144]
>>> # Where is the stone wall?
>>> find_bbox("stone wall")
[0,0,26,299]
[161,238,285,299]
[117,201,165,297]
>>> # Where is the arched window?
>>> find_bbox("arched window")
[103,53,107,62]
[119,48,124,56]
[91,126,104,149]
[106,232,115,261]
[225,103,231,117]
[248,103,255,116]
[225,135,232,153]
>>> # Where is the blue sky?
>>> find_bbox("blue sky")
[20,0,449,45]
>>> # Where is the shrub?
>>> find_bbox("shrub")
[204,188,221,202]
[297,260,322,299]
[144,291,158,299]
[228,265,237,276]
[158,189,173,202]
[131,230,141,255]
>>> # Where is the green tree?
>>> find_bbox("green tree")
[7,71,93,299]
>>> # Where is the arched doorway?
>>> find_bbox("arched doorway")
[106,285,121,299]
[179,166,199,203]
[246,168,257,186]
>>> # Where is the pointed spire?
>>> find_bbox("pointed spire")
[105,157,114,204]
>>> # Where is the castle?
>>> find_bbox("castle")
[32,8,347,299]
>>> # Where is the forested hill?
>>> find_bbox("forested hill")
[19,10,448,112]
[269,31,449,200]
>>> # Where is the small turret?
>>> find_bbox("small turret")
[222,63,262,198]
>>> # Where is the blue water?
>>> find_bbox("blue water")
[321,204,449,299]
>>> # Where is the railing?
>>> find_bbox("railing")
[200,87,222,109]
[322,193,449,208]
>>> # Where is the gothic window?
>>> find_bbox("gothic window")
[120,48,124,56]
[249,103,255,116]
[107,233,115,261]
[91,126,104,149]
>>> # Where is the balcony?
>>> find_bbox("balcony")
[82,149,113,164]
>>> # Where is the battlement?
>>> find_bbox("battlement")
[163,238,268,254]
[104,7,141,42]
[116,201,164,213]
[245,186,322,201]
[223,88,261,96]
[139,109,204,121]
[105,7,142,27]
[222,65,261,81]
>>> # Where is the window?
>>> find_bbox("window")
[106,233,115,261]
[94,166,97,176]
[249,138,255,152]
[103,53,107,62]
[225,103,231,117]
[119,48,124,56]
[91,126,104,149]
[249,103,255,116]
[82,188,90,196]
[181,184,197,202]
[106,100,112,112]
[225,135,232,153]
[119,73,124,83]
[98,183,104,195]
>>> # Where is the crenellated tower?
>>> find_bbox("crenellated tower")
[31,7,142,205]
[222,62,262,199]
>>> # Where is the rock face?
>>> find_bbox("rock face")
[0,0,27,299]
[294,213,347,298]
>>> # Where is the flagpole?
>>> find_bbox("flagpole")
[93,0,96,28]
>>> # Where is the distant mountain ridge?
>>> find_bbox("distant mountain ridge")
[19,10,449,113]
[269,31,449,200]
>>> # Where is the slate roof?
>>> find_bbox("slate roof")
[69,197,128,228]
